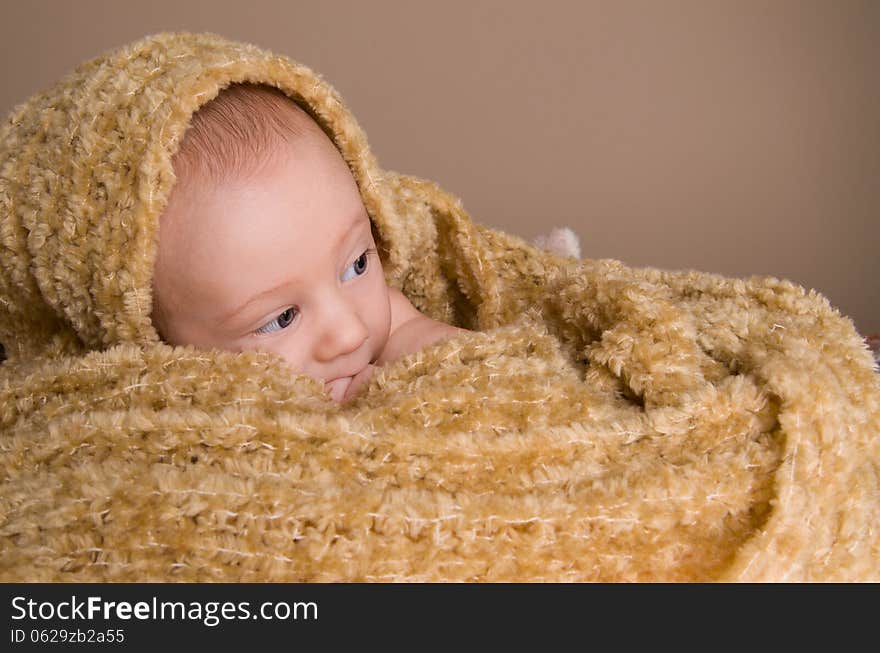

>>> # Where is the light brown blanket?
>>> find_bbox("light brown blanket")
[1,33,878,581]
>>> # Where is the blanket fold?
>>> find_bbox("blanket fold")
[1,32,878,581]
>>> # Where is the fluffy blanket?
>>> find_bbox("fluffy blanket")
[1,33,878,582]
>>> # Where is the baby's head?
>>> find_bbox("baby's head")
[152,84,392,393]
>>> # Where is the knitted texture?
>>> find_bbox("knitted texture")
[1,33,878,581]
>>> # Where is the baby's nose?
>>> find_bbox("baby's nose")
[314,298,369,361]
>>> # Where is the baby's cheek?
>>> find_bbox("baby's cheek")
[375,287,394,355]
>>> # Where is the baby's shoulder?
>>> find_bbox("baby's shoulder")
[387,287,423,333]
[377,287,468,366]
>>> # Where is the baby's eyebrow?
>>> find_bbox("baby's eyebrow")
[218,214,369,325]
[219,280,292,326]
[333,214,369,258]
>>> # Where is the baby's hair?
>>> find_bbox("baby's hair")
[172,83,321,186]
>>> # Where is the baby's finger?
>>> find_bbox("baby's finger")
[342,364,375,402]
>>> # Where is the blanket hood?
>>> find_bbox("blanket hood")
[0,32,417,364]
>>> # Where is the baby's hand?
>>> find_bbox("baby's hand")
[325,363,375,403]
[339,363,376,403]
[331,317,466,403]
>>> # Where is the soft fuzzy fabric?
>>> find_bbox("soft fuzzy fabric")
[1,33,878,582]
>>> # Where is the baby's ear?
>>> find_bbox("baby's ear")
[532,227,581,259]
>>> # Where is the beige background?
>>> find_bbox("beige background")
[2,0,877,335]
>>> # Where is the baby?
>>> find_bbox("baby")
[151,84,467,402]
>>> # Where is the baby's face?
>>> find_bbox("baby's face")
[152,130,392,392]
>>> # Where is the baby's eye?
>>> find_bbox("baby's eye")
[254,307,298,335]
[341,249,373,282]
